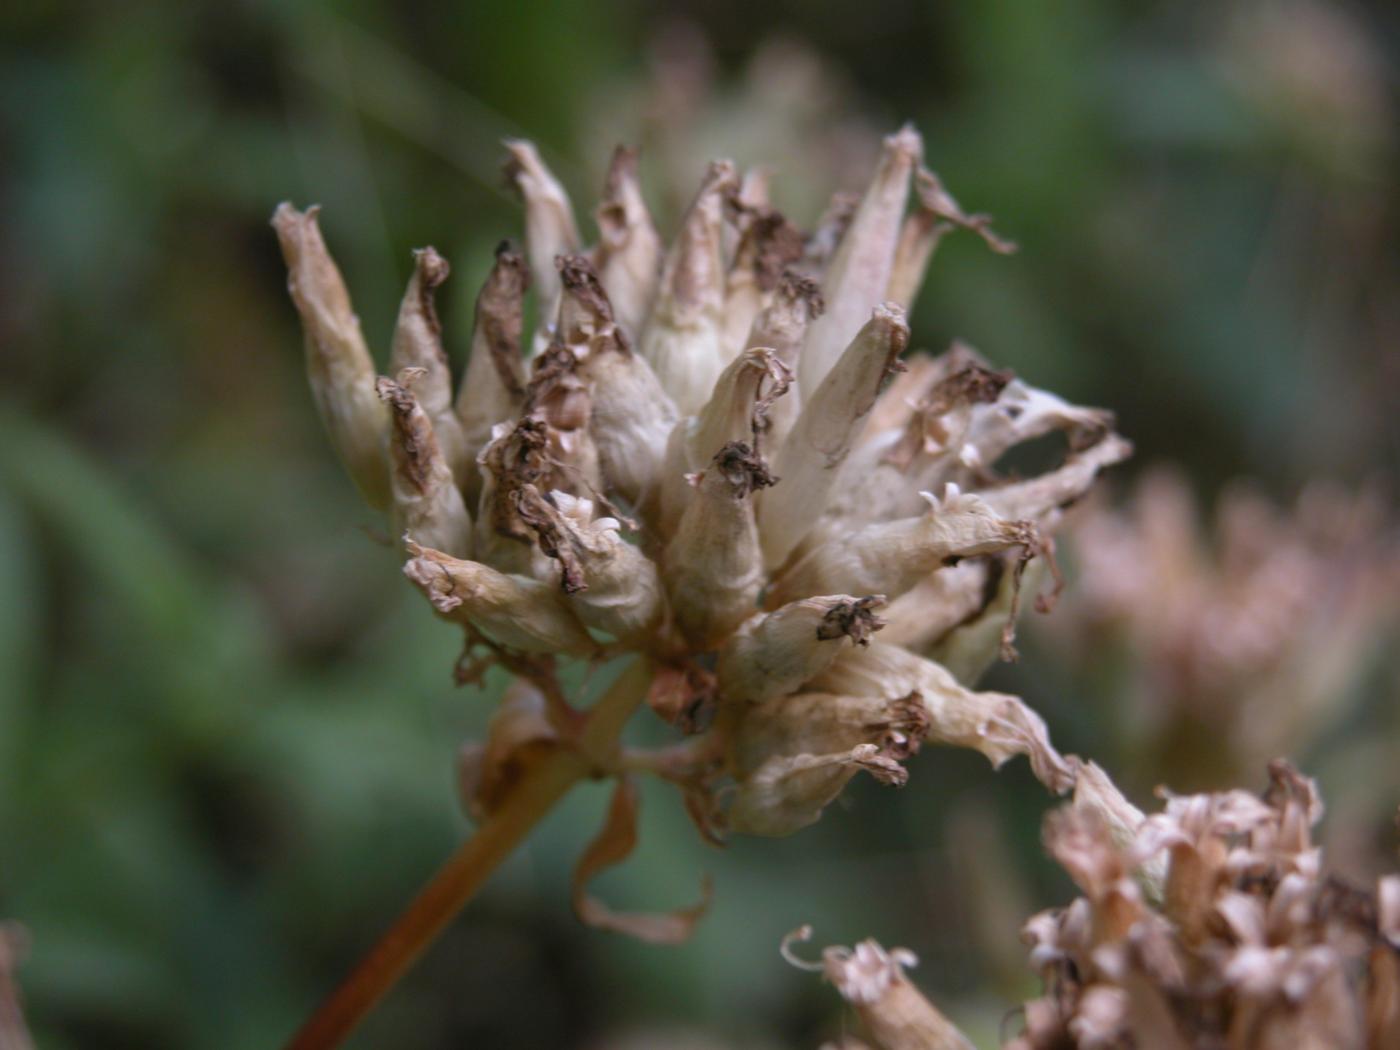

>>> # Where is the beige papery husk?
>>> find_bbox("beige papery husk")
[274,127,1129,944]
[798,758,1400,1050]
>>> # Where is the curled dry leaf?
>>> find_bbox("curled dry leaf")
[572,777,711,944]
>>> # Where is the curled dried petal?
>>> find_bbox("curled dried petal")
[572,777,711,943]
[377,371,473,558]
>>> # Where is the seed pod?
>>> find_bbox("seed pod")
[548,492,668,643]
[744,271,825,451]
[557,256,678,506]
[639,160,739,415]
[728,742,908,837]
[664,442,772,650]
[768,485,1034,608]
[785,930,976,1050]
[502,140,580,354]
[401,539,596,656]
[798,126,921,394]
[455,243,529,507]
[760,303,909,569]
[808,640,1078,793]
[389,247,470,485]
[376,371,473,558]
[658,347,791,535]
[593,145,663,343]
[271,203,390,509]
[717,595,885,705]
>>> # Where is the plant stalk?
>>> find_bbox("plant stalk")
[283,658,652,1050]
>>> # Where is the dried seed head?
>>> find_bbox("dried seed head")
[271,203,390,508]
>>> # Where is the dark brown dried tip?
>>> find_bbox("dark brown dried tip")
[777,269,825,317]
[712,441,777,497]
[816,595,888,646]
[914,168,1018,255]
[412,247,451,339]
[879,692,930,761]
[556,253,628,352]
[731,202,806,291]
[514,485,587,594]
[478,243,529,398]
[376,374,434,492]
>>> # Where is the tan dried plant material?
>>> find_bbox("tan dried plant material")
[456,680,561,821]
[717,594,886,705]
[502,139,580,354]
[1040,468,1399,789]
[456,243,529,505]
[390,246,471,484]
[572,777,711,944]
[271,203,390,509]
[593,145,663,342]
[278,128,1131,951]
[376,370,473,559]
[783,927,975,1050]
[664,442,773,650]
[760,302,910,569]
[402,539,597,657]
[640,160,739,415]
[798,127,922,394]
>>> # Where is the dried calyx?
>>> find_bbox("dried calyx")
[274,126,1128,939]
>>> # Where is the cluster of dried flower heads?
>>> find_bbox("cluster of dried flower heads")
[1039,469,1399,790]
[793,760,1400,1050]
[274,126,1131,934]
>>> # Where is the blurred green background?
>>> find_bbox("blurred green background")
[3,1,1397,1047]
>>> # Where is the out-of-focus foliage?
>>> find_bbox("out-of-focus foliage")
[1,2,1396,1048]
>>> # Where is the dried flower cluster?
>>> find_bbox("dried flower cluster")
[1039,468,1398,788]
[796,760,1400,1049]
[274,126,1129,935]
